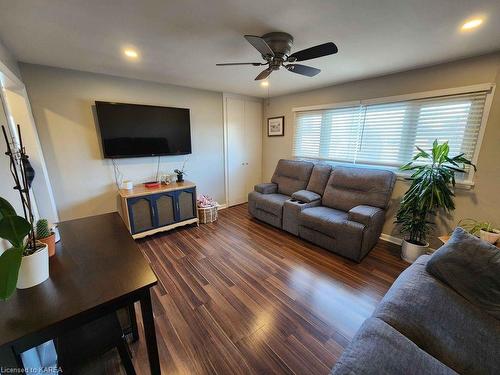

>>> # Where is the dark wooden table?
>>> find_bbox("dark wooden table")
[0,212,160,374]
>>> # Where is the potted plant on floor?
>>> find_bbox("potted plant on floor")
[395,140,476,262]
[36,218,56,257]
[459,219,500,244]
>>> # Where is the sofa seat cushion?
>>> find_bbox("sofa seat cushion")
[373,255,500,375]
[254,193,290,217]
[331,318,458,375]
[299,206,350,237]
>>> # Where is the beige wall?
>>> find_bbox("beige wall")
[263,52,500,247]
[21,64,226,221]
[0,37,21,82]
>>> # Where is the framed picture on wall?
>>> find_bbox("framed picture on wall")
[267,116,284,137]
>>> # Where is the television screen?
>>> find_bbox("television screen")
[95,101,191,158]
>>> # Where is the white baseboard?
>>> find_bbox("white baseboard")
[379,233,403,245]
[217,203,228,210]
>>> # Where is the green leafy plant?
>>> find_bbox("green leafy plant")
[0,197,32,300]
[395,140,476,245]
[36,219,52,239]
[458,219,498,236]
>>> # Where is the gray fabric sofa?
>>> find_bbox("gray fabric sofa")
[331,255,500,375]
[248,159,396,262]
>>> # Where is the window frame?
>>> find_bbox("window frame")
[292,83,496,188]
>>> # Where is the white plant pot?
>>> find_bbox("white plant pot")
[479,229,500,244]
[17,244,49,289]
[401,239,429,263]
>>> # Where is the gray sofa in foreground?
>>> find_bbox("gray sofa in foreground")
[248,159,396,262]
[332,249,500,374]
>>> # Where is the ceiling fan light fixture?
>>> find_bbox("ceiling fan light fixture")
[217,32,338,81]
[260,81,269,87]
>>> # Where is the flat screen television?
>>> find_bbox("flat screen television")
[95,101,191,158]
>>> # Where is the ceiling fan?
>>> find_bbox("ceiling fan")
[216,32,338,80]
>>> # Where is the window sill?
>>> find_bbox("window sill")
[395,174,474,189]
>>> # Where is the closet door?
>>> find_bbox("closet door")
[225,96,262,207]
[226,97,247,206]
[244,100,263,195]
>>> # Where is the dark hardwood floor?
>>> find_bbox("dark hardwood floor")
[106,203,408,375]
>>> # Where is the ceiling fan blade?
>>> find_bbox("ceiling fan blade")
[244,35,274,57]
[288,42,338,62]
[285,64,321,77]
[255,68,273,80]
[216,62,264,66]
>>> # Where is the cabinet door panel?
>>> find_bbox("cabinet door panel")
[128,198,154,234]
[156,194,176,226]
[178,190,196,221]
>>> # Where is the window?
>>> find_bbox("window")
[293,85,493,182]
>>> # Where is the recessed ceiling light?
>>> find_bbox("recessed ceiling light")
[124,49,139,58]
[461,18,483,30]
[260,81,269,87]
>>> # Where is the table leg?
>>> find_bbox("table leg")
[128,303,139,342]
[140,289,160,375]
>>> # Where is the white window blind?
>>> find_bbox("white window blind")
[293,89,490,177]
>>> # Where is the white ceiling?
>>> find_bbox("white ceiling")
[0,0,499,98]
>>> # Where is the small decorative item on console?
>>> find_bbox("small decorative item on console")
[197,195,219,224]
[174,158,188,182]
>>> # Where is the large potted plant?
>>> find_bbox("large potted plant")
[396,140,475,262]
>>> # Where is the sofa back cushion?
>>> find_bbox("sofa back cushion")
[271,159,314,196]
[322,166,396,211]
[306,164,332,195]
[426,227,500,321]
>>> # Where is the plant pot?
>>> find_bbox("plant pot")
[479,229,500,244]
[17,243,49,289]
[401,239,429,263]
[38,232,56,257]
[176,174,184,183]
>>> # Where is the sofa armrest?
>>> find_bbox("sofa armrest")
[254,183,278,194]
[291,190,321,203]
[348,205,384,226]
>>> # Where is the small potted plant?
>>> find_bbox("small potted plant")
[36,219,56,257]
[396,140,476,262]
[459,219,500,244]
[0,197,49,300]
[174,158,188,183]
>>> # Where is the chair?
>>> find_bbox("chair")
[56,312,136,375]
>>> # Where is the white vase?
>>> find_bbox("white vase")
[17,244,49,289]
[479,229,500,244]
[401,239,429,263]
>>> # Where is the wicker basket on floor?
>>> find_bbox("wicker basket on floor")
[197,205,218,224]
